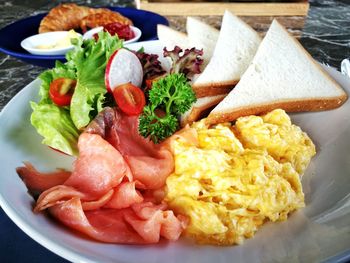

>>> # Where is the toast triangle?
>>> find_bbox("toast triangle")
[192,10,261,97]
[180,94,227,127]
[157,24,189,50]
[207,20,348,125]
[186,17,219,67]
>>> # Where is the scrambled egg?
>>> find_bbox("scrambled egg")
[165,109,316,245]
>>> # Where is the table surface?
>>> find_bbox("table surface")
[0,0,350,262]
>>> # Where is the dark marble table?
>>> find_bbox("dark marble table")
[0,0,349,262]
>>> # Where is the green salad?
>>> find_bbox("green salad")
[31,32,123,155]
[30,31,204,155]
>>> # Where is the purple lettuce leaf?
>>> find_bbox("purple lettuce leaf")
[134,51,166,81]
[163,46,203,79]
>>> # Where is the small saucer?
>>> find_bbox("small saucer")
[21,31,81,56]
[83,26,142,44]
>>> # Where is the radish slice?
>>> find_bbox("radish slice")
[105,48,143,92]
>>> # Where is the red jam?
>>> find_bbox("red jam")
[94,22,135,41]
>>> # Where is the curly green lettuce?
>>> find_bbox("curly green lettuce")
[30,31,122,155]
[68,32,122,129]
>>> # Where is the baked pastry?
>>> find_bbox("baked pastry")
[39,4,133,33]
[39,3,91,33]
[80,8,133,32]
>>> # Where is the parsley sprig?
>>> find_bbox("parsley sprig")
[138,73,196,143]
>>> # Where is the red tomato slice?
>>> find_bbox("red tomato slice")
[113,83,146,115]
[145,79,154,90]
[49,78,76,106]
[145,75,165,91]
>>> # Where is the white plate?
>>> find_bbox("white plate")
[83,26,142,44]
[21,31,82,56]
[1,40,350,263]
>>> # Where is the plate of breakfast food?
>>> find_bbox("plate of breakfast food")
[0,10,349,263]
[0,3,168,67]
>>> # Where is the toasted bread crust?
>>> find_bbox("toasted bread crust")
[192,81,236,98]
[206,21,348,126]
[181,95,227,127]
[206,95,348,125]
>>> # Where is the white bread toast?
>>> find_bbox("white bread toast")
[181,94,227,127]
[186,17,219,67]
[206,20,348,125]
[192,10,261,98]
[157,24,189,50]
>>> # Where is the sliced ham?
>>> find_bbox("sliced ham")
[125,202,186,242]
[64,133,129,199]
[82,189,114,211]
[17,108,188,244]
[160,212,188,240]
[34,185,84,213]
[50,197,185,244]
[33,133,133,211]
[86,107,174,189]
[16,162,70,197]
[126,151,173,189]
[104,182,143,209]
[50,197,146,244]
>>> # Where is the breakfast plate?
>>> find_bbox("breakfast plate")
[0,40,350,263]
[0,7,168,68]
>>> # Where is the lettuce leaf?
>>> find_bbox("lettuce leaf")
[163,46,203,79]
[30,31,122,155]
[134,50,166,81]
[69,31,123,129]
[30,102,79,155]
[31,61,79,155]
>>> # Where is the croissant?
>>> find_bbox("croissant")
[39,3,91,33]
[39,4,133,34]
[80,8,133,32]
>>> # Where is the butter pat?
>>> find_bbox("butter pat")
[36,30,78,50]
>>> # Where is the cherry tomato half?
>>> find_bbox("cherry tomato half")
[49,78,76,106]
[145,75,165,91]
[145,78,154,90]
[113,83,146,115]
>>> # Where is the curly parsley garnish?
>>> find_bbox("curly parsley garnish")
[138,73,196,143]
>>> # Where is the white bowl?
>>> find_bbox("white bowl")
[83,26,142,44]
[21,31,82,56]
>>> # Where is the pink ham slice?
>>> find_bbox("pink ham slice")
[82,189,114,211]
[64,133,130,199]
[104,182,143,209]
[50,197,185,244]
[32,133,132,211]
[17,108,187,244]
[86,107,174,189]
[49,197,146,244]
[124,202,185,243]
[34,185,84,212]
[16,162,71,197]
